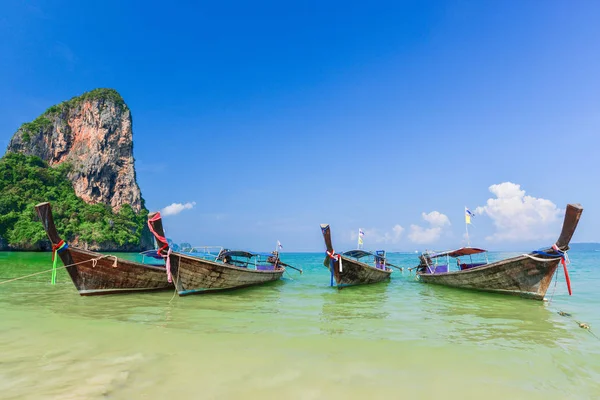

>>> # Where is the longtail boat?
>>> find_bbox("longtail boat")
[147,212,287,296]
[415,203,583,300]
[320,224,392,288]
[35,202,173,295]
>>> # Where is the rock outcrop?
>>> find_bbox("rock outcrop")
[7,89,142,213]
[4,88,153,251]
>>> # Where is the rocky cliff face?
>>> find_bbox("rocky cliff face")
[4,89,154,251]
[7,89,142,213]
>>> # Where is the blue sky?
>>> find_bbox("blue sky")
[1,0,599,252]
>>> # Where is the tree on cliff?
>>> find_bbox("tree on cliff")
[0,153,150,250]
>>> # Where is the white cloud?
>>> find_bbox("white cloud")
[408,211,451,244]
[421,211,451,227]
[408,225,443,244]
[161,202,197,216]
[350,224,405,244]
[475,182,562,242]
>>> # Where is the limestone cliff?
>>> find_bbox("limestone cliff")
[3,89,153,251]
[8,89,143,212]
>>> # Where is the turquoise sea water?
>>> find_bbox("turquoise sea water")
[1,250,599,399]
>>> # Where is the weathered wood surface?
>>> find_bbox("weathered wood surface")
[555,203,584,249]
[418,255,560,300]
[320,224,391,287]
[62,248,172,295]
[148,211,284,296]
[169,253,285,295]
[334,255,392,287]
[417,203,583,300]
[35,202,173,296]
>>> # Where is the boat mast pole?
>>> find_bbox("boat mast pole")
[465,207,471,247]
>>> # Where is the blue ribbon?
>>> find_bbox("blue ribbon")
[532,248,564,258]
[329,257,334,287]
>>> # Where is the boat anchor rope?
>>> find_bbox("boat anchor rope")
[326,249,343,272]
[0,254,118,286]
[556,310,598,340]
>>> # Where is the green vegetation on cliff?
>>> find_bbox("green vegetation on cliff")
[0,153,147,249]
[18,88,126,141]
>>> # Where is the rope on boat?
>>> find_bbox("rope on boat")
[546,269,560,306]
[0,254,118,286]
[167,255,183,304]
[523,254,558,262]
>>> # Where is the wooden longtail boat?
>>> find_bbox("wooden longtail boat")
[415,203,583,300]
[320,224,392,288]
[147,212,286,296]
[35,202,173,295]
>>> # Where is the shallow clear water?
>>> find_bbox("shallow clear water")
[1,251,599,399]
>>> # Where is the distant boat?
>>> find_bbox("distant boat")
[147,212,294,296]
[414,204,583,300]
[35,202,173,295]
[319,224,393,288]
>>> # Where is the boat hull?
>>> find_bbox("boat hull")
[333,256,392,287]
[59,248,173,296]
[418,255,560,300]
[169,253,285,295]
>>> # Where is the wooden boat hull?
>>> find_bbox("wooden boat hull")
[417,203,583,300]
[35,202,173,296]
[418,255,560,300]
[332,256,392,288]
[61,247,172,295]
[169,252,285,296]
[320,223,392,288]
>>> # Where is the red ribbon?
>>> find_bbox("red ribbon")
[553,244,572,296]
[147,212,172,283]
[147,212,168,245]
[51,240,65,261]
[326,250,339,261]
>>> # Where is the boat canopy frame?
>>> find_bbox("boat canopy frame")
[421,247,489,274]
[342,249,386,261]
[429,247,488,259]
[216,249,280,270]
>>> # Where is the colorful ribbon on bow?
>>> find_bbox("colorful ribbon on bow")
[326,249,343,272]
[51,240,68,285]
[147,212,172,283]
[552,244,572,296]
[533,245,572,296]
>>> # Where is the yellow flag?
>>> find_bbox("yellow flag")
[465,207,474,224]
